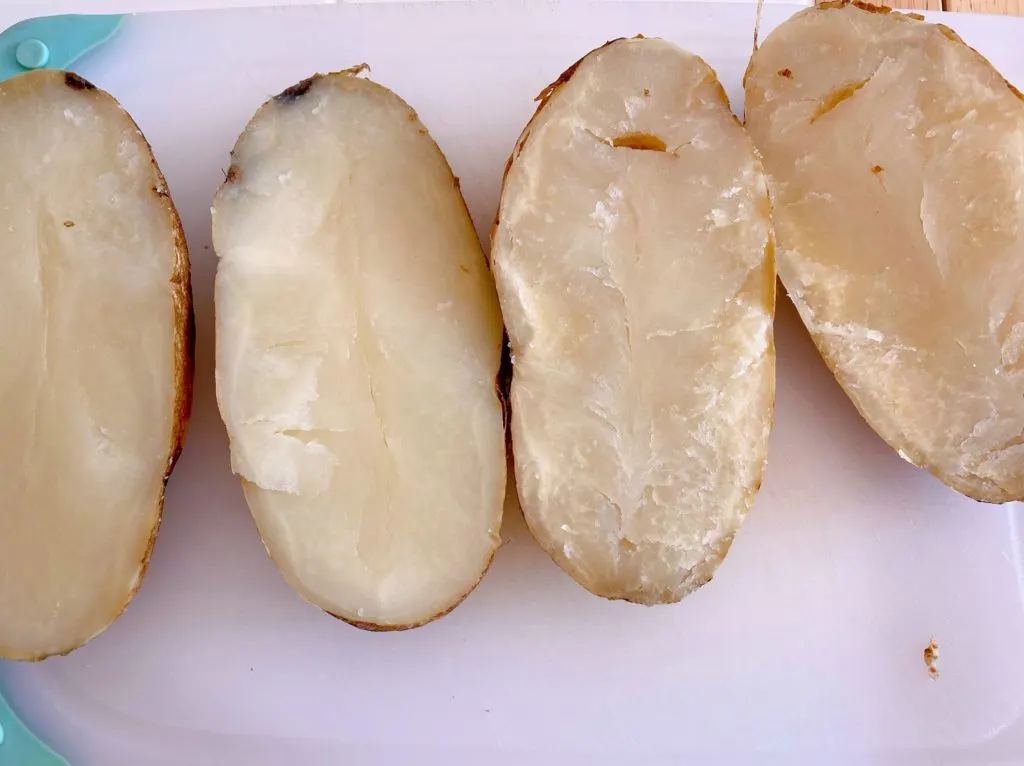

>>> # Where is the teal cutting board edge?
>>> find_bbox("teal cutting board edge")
[0,684,67,766]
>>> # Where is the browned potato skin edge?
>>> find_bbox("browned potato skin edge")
[216,67,505,631]
[325,552,496,631]
[748,2,1024,502]
[13,71,194,662]
[491,40,777,604]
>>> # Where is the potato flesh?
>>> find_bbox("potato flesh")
[493,39,774,604]
[214,73,505,628]
[0,72,186,659]
[745,4,1024,501]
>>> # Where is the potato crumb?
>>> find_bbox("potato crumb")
[924,638,940,680]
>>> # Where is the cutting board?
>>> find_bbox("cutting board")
[1,2,1023,764]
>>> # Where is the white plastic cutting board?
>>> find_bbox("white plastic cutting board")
[2,2,1024,764]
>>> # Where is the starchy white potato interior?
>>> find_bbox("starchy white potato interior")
[745,2,1024,502]
[214,71,506,628]
[493,39,774,604]
[0,71,190,660]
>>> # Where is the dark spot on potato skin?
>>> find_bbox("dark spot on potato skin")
[871,164,884,174]
[459,264,470,274]
[224,165,240,184]
[63,220,74,228]
[778,68,793,78]
[643,88,651,97]
[64,72,96,91]
[153,185,170,199]
[276,75,318,104]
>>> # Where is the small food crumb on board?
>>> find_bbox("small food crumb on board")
[924,638,940,680]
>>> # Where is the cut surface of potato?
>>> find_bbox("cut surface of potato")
[213,69,506,629]
[492,39,775,604]
[0,71,192,660]
[745,2,1024,502]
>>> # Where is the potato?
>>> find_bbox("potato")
[745,1,1024,502]
[492,39,775,604]
[213,68,506,629]
[0,71,193,660]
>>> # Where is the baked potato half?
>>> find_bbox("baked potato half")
[0,70,193,660]
[492,39,775,604]
[745,1,1024,502]
[213,69,506,629]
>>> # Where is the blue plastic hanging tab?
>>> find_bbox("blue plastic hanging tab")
[0,687,66,765]
[0,14,123,82]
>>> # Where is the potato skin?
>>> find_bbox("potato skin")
[745,2,1024,502]
[326,552,495,632]
[4,71,193,661]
